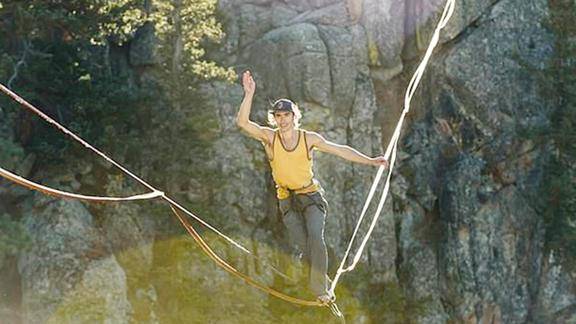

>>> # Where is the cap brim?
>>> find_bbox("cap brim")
[269,108,293,114]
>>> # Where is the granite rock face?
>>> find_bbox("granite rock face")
[217,0,575,322]
[361,0,405,73]
[17,195,131,323]
[1,0,575,322]
[392,0,574,321]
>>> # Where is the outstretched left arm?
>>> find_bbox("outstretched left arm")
[307,132,388,168]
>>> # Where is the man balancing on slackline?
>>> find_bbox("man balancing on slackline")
[236,70,389,304]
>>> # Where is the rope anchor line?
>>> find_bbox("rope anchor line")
[328,0,455,295]
[0,0,455,312]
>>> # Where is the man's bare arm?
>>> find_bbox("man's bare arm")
[307,132,388,167]
[236,71,273,143]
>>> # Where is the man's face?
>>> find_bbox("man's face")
[274,111,294,129]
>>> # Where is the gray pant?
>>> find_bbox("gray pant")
[278,191,329,296]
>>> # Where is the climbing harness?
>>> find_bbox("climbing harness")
[0,0,455,317]
[282,190,328,215]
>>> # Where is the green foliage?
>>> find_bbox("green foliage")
[151,0,235,81]
[0,0,235,157]
[48,295,107,324]
[150,236,275,324]
[539,0,576,261]
[0,1,144,48]
[0,214,30,256]
[523,0,576,264]
[0,137,24,169]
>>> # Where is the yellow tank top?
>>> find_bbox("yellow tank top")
[269,129,320,199]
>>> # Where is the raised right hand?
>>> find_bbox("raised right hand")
[242,70,256,96]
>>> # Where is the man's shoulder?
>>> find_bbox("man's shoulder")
[301,128,318,135]
[302,129,321,136]
[302,129,323,145]
[262,127,276,135]
[255,127,275,146]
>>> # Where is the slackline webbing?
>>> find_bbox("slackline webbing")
[0,166,163,202]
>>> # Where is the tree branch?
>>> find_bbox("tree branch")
[7,40,30,89]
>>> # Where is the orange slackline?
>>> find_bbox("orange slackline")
[0,167,163,202]
[0,82,325,308]
[170,206,324,307]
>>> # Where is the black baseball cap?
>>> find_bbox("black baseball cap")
[270,99,295,114]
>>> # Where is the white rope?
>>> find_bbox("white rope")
[329,0,456,295]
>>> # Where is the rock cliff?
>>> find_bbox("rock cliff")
[1,0,574,323]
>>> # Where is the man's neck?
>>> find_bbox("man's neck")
[280,127,297,140]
